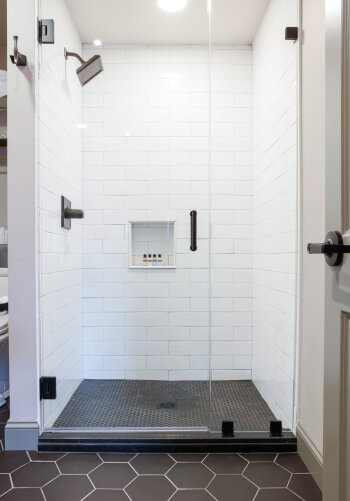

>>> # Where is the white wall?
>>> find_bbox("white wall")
[82,44,253,381]
[38,0,84,427]
[252,0,299,430]
[298,0,325,461]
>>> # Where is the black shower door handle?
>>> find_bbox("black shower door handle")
[190,210,197,251]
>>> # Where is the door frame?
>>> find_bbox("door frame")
[323,0,350,497]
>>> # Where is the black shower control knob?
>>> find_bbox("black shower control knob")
[64,208,84,219]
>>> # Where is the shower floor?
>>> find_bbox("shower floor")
[53,379,276,431]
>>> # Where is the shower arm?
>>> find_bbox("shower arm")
[64,48,85,65]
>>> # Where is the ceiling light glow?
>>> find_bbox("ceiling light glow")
[158,0,188,13]
[93,39,102,46]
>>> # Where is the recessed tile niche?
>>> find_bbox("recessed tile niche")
[129,221,176,269]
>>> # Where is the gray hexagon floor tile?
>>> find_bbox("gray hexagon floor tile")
[276,453,309,473]
[43,474,93,501]
[0,451,29,473]
[12,461,59,487]
[89,463,136,489]
[207,475,257,501]
[84,489,130,501]
[126,475,176,501]
[203,454,248,474]
[169,454,207,462]
[29,452,66,462]
[240,453,277,462]
[57,453,101,474]
[288,473,322,501]
[167,463,214,489]
[244,462,291,488]
[255,488,305,501]
[131,454,175,474]
[0,474,11,496]
[99,453,136,462]
[1,488,45,501]
[171,490,215,501]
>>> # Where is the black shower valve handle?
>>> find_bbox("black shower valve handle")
[61,196,84,229]
[64,208,84,219]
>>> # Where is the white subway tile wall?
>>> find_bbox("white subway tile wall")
[82,44,253,381]
[39,0,84,427]
[38,1,298,429]
[252,0,298,429]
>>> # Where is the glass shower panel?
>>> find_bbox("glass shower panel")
[40,0,211,430]
[209,0,299,432]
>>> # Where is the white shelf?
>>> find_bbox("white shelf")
[128,221,176,269]
[129,265,176,269]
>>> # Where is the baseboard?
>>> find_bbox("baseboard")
[296,424,323,490]
[5,420,39,451]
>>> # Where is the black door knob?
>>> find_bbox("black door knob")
[307,230,350,266]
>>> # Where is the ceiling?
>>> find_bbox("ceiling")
[65,0,270,45]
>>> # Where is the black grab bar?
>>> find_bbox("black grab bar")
[190,210,197,251]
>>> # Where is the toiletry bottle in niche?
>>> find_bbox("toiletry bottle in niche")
[152,254,157,266]
[143,254,147,266]
[147,254,152,266]
[158,254,162,266]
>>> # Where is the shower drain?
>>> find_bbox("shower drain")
[159,401,176,409]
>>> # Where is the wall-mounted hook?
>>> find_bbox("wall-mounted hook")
[9,36,27,66]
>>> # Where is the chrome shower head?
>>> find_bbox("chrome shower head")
[64,48,103,86]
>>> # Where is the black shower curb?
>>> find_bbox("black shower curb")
[38,431,297,453]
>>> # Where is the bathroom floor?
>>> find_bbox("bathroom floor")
[54,380,276,431]
[0,429,323,501]
[0,404,322,501]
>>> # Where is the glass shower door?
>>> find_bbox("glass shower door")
[40,0,212,431]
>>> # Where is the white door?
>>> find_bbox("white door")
[310,0,350,498]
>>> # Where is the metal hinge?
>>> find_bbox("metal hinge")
[38,19,55,44]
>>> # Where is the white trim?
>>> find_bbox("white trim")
[7,0,41,441]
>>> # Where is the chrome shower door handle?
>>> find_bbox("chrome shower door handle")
[9,36,27,66]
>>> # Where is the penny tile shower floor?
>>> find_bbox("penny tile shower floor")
[54,380,276,431]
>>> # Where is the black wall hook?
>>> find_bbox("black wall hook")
[9,36,27,66]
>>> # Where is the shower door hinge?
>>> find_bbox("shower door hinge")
[38,19,55,44]
[40,377,56,400]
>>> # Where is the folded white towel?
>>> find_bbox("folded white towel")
[0,297,8,305]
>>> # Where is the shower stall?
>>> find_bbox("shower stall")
[38,0,299,448]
